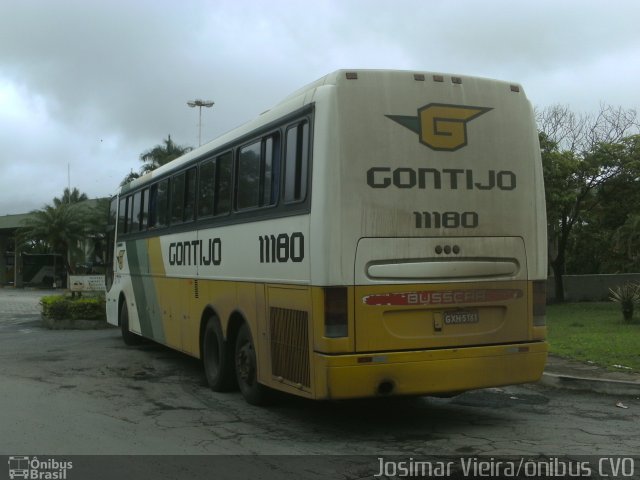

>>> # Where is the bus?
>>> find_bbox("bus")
[106,69,547,405]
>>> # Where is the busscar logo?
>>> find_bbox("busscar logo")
[386,103,492,151]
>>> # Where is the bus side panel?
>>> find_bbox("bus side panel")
[124,238,169,345]
[262,284,315,398]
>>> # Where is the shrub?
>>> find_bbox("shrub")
[609,283,640,322]
[41,295,106,321]
[40,295,69,320]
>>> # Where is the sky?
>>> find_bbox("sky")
[1,0,639,215]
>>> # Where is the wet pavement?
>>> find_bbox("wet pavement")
[0,287,639,459]
[1,286,638,394]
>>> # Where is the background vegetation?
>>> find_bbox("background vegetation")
[547,302,640,371]
[41,294,106,321]
[538,104,640,301]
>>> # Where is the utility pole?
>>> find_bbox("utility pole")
[187,99,214,146]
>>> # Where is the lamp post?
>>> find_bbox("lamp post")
[187,99,214,146]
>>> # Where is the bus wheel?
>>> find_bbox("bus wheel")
[202,317,236,391]
[120,301,142,346]
[235,323,272,405]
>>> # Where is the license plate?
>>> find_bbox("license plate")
[443,310,479,325]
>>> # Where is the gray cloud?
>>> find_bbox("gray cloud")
[0,0,639,214]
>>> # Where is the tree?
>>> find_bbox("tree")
[18,188,110,284]
[537,104,639,301]
[120,170,140,187]
[139,135,192,173]
[585,134,640,273]
[613,213,640,269]
[19,202,91,281]
[53,187,88,207]
[121,135,193,186]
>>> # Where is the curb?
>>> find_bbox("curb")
[41,316,115,330]
[539,372,640,396]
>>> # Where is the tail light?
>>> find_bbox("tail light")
[532,280,547,326]
[324,287,348,338]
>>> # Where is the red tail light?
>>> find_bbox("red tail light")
[532,280,547,326]
[324,287,348,338]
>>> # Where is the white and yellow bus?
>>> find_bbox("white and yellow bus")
[106,70,547,405]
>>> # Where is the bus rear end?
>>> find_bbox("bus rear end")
[310,70,547,399]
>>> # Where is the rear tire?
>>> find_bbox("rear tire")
[235,323,272,405]
[120,300,142,346]
[202,316,236,391]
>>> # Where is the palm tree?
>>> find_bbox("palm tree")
[139,135,193,173]
[120,135,193,186]
[53,187,89,207]
[120,170,140,187]
[19,203,91,283]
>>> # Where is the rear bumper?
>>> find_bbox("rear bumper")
[313,341,547,400]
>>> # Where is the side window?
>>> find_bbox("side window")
[149,179,169,229]
[184,167,197,222]
[108,197,118,231]
[140,189,148,230]
[237,140,261,210]
[284,120,309,203]
[169,169,196,224]
[170,172,185,224]
[216,152,232,215]
[198,159,216,218]
[118,197,128,234]
[236,134,279,211]
[129,192,141,233]
[148,184,157,228]
[262,136,277,206]
[157,179,169,227]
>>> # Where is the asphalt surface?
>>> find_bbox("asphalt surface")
[1,287,639,480]
[1,287,639,395]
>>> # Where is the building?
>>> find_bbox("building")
[0,198,108,287]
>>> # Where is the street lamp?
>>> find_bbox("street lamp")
[187,99,214,146]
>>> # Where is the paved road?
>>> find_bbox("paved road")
[0,288,639,476]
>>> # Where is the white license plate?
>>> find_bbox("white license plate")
[443,310,479,325]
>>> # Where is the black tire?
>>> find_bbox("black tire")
[120,300,142,346]
[235,323,272,406]
[202,317,236,391]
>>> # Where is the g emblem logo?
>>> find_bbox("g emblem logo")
[387,103,492,151]
[418,104,492,151]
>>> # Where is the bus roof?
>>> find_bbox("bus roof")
[120,69,525,194]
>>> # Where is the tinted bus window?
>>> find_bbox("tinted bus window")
[184,167,197,222]
[118,197,127,234]
[198,159,216,218]
[284,120,309,203]
[170,172,186,224]
[216,152,232,215]
[130,191,142,233]
[237,136,278,211]
[156,179,169,227]
[140,189,148,230]
[237,140,261,210]
[262,136,276,206]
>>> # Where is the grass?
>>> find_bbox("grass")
[547,302,640,372]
